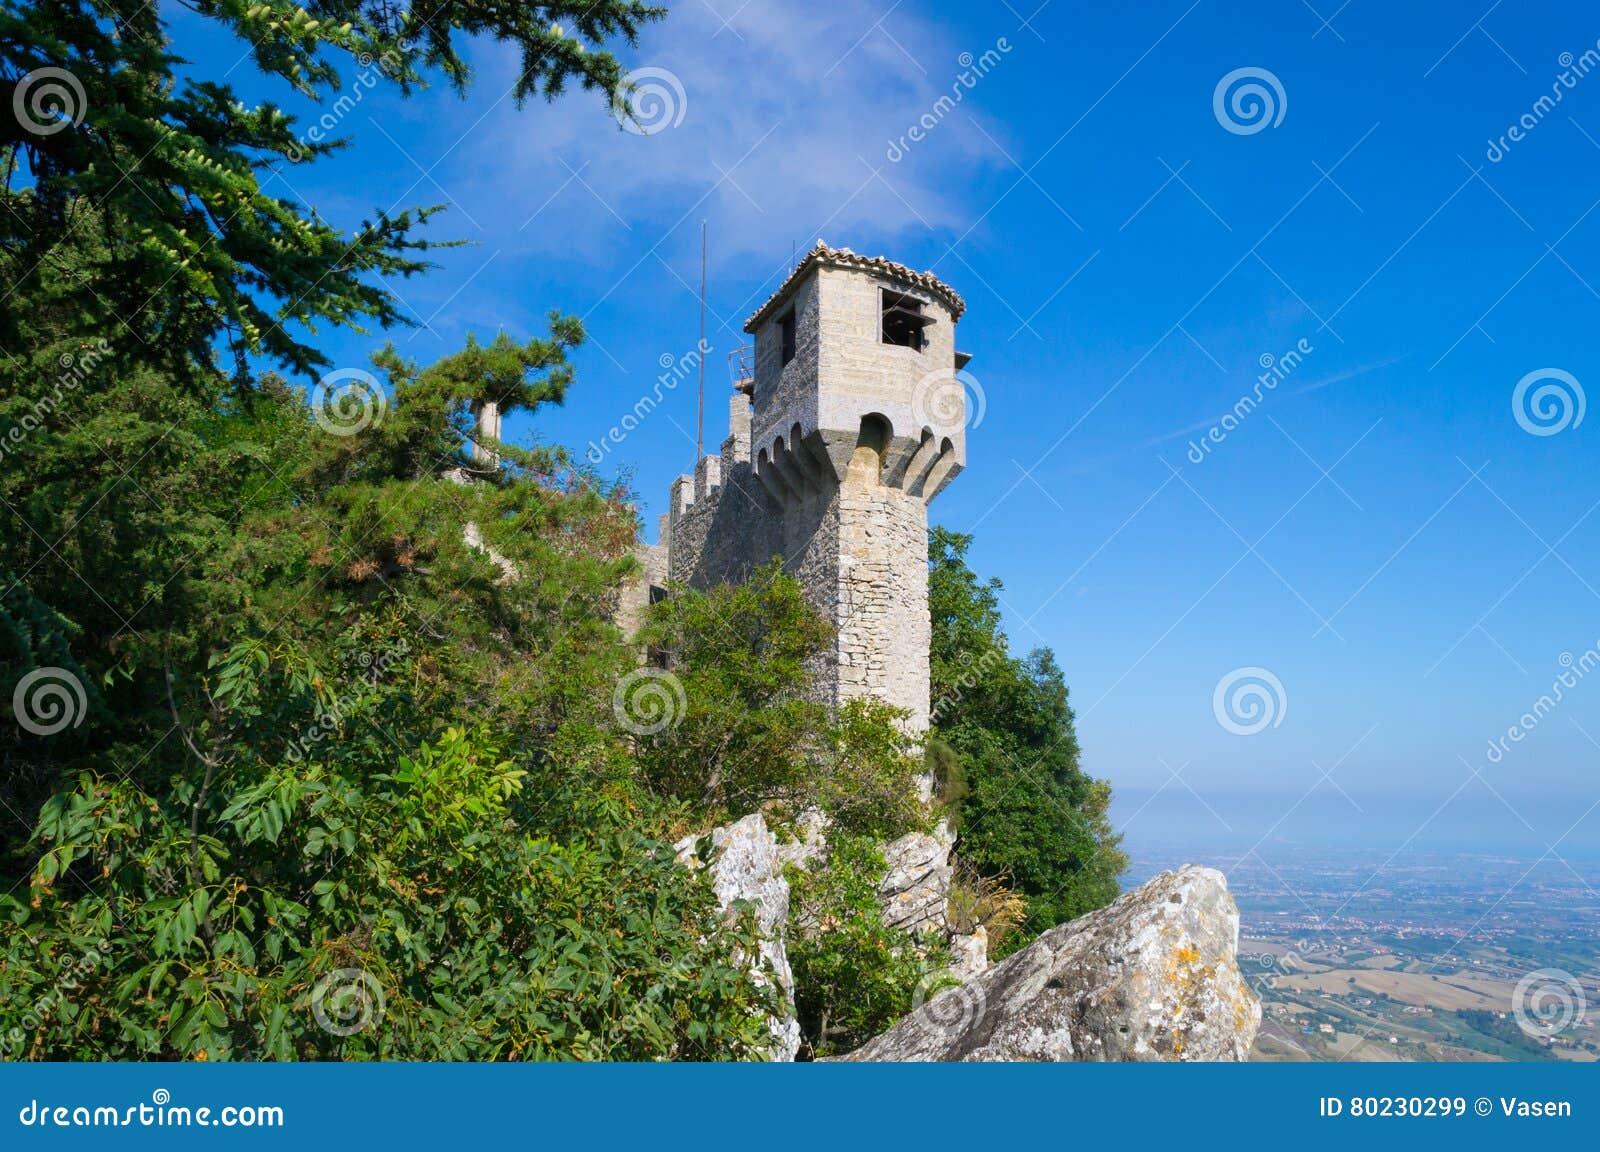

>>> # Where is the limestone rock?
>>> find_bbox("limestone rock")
[876,822,954,934]
[837,865,1260,1062]
[774,807,830,873]
[675,814,800,1061]
[947,927,988,984]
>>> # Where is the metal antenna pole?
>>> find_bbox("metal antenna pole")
[697,220,707,460]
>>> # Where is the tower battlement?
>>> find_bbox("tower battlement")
[630,242,972,732]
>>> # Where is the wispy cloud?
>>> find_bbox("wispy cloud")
[1057,358,1404,474]
[1144,358,1404,447]
[453,2,1018,270]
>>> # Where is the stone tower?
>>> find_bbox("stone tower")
[632,243,969,733]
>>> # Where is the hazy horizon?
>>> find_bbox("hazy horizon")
[1113,787,1600,861]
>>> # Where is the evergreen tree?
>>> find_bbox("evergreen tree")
[1,1,661,382]
[0,0,1125,1060]
[0,0,658,850]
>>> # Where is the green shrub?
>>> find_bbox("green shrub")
[636,563,924,840]
[788,834,944,1059]
[1,643,775,1061]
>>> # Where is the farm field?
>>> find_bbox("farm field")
[1127,848,1599,1062]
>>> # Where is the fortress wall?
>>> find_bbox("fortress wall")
[634,249,963,735]
[767,484,837,709]
[614,539,667,642]
[667,456,783,590]
[658,435,933,729]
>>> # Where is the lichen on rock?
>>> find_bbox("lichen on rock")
[835,865,1260,1062]
[876,821,955,935]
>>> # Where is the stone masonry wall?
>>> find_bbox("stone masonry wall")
[661,436,930,731]
[834,456,931,731]
[638,251,965,737]
[665,406,782,592]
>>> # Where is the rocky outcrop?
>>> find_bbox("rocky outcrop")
[876,822,954,934]
[836,865,1259,1062]
[675,814,801,1061]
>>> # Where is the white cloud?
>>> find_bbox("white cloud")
[454,0,1018,273]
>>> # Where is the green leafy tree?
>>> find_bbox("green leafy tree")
[788,834,942,1059]
[635,561,925,839]
[0,0,660,854]
[0,0,1087,1064]
[4,641,775,1060]
[0,309,796,1058]
[927,527,1126,937]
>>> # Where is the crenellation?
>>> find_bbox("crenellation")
[694,452,721,502]
[724,392,752,464]
[670,474,694,515]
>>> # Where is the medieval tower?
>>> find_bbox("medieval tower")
[629,243,970,733]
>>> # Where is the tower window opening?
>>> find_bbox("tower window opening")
[881,288,932,350]
[779,310,796,365]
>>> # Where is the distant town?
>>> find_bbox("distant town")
[1127,848,1599,1062]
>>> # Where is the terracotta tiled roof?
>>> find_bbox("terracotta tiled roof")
[743,241,966,333]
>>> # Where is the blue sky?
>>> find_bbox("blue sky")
[173,1,1600,855]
